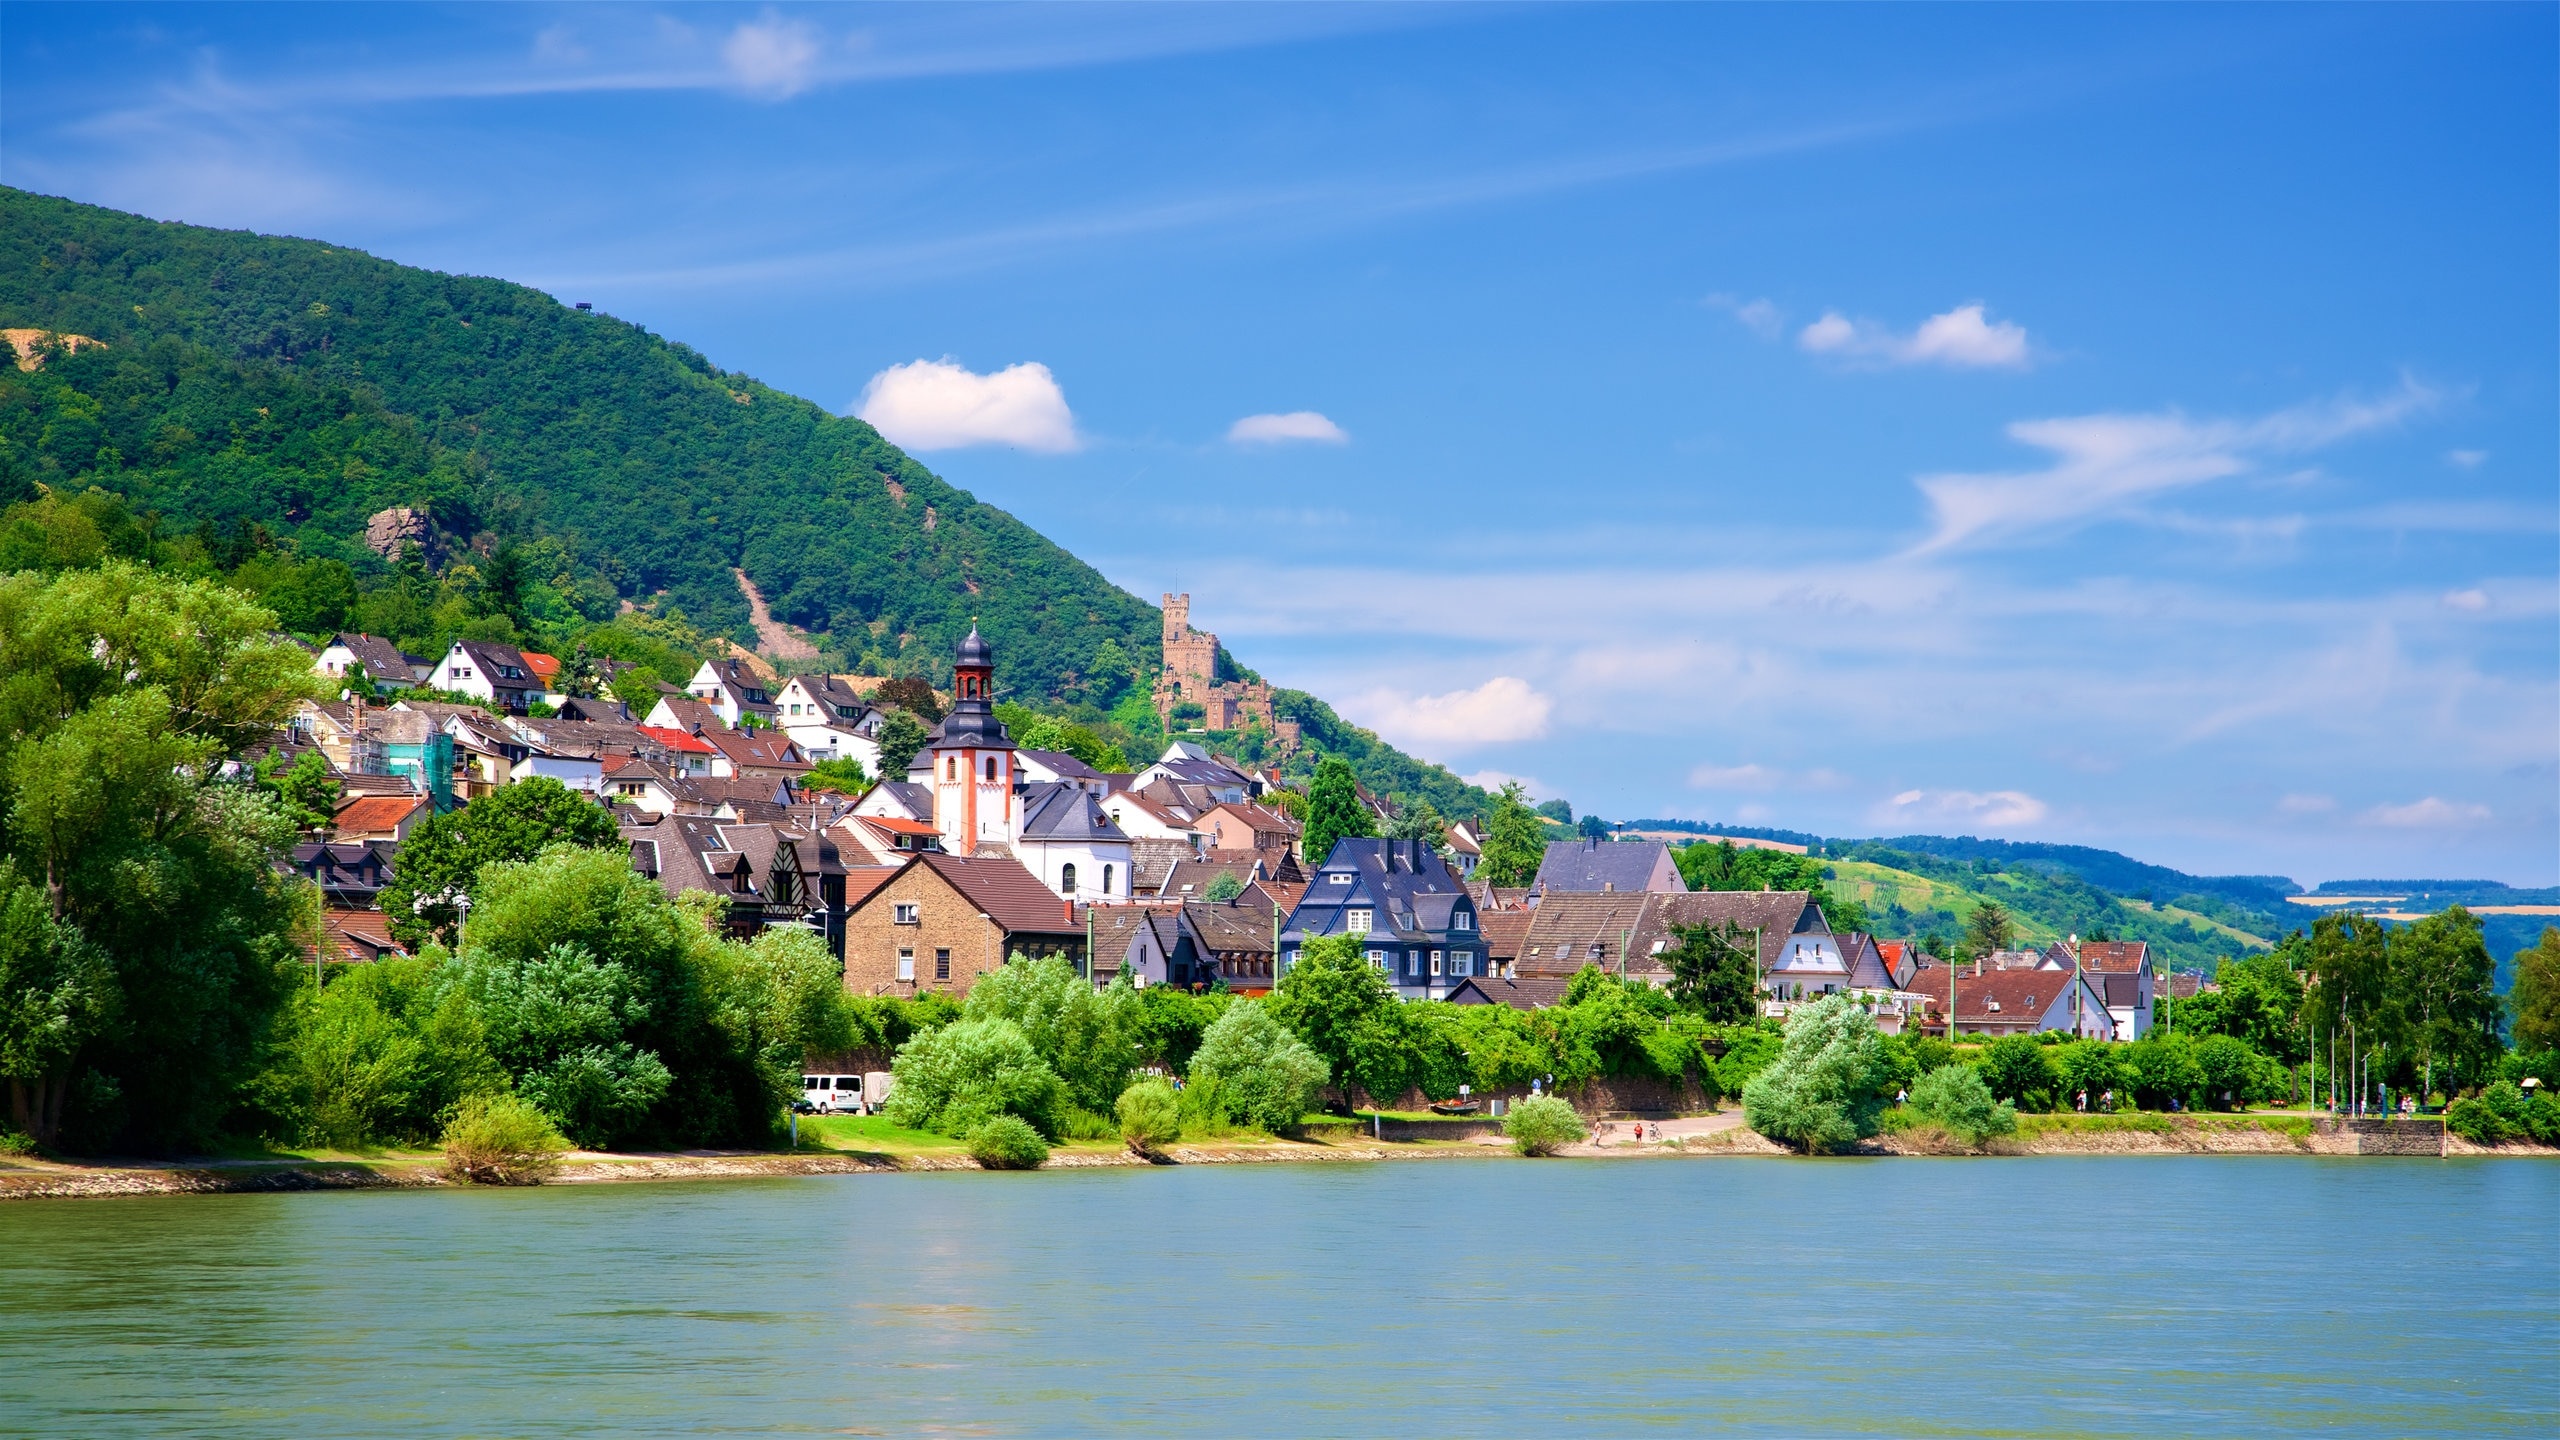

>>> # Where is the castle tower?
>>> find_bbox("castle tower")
[929,626,1017,856]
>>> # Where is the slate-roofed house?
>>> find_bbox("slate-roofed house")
[1445,975,1574,1010]
[426,639,542,712]
[1017,748,1110,795]
[314,632,424,692]
[1134,743,1254,805]
[289,841,399,907]
[621,811,842,941]
[1515,892,1655,979]
[1532,838,1687,894]
[775,673,884,773]
[1278,838,1483,1000]
[1014,780,1135,902]
[841,851,1087,997]
[1910,962,2114,1040]
[684,657,780,728]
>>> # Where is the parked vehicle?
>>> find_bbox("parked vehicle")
[799,1074,866,1114]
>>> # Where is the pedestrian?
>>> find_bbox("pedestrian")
[2076,1089,2087,1113]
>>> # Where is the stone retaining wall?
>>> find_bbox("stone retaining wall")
[2317,1117,2444,1156]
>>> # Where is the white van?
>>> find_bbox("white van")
[800,1074,866,1114]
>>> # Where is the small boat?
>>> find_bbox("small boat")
[1428,1100,1482,1117]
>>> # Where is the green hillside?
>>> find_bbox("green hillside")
[0,187,1489,817]
[1824,849,2274,973]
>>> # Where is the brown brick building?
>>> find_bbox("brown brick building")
[842,851,1088,997]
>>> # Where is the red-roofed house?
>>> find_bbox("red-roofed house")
[1910,963,2114,1040]
[841,851,1087,997]
[636,725,719,777]
[333,793,427,843]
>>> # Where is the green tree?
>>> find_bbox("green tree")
[254,748,343,836]
[1536,799,1573,824]
[2513,927,2560,1054]
[1661,920,1762,1024]
[2388,907,2503,1098]
[1907,1063,2016,1146]
[1386,797,1446,845]
[1301,756,1374,870]
[1740,993,1898,1152]
[2191,1033,2266,1110]
[802,755,871,796]
[2123,1032,2203,1110]
[1199,871,1246,904]
[380,777,623,948]
[2302,911,2391,1094]
[1115,1076,1180,1154]
[2055,1038,2130,1108]
[1964,901,2015,958]
[1474,781,1547,888]
[0,562,322,1149]
[1267,933,1394,1110]
[1977,1034,2061,1112]
[0,865,116,1146]
[874,710,930,780]
[1187,999,1329,1131]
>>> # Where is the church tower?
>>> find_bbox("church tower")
[929,626,1017,856]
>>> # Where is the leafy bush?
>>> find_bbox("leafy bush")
[0,1129,37,1157]
[884,1018,1065,1138]
[1115,1077,1181,1155]
[2447,1081,2560,1145]
[1504,1094,1586,1156]
[1741,994,1898,1153]
[1189,1000,1330,1131]
[440,1093,568,1184]
[968,1115,1050,1170]
[1174,1076,1241,1138]
[1908,1064,2017,1147]
[2124,1033,2204,1110]
[2055,1039,2131,1109]
[963,957,1137,1114]
[1978,1036,2061,1112]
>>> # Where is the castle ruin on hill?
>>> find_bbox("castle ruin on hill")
[1154,593,1299,751]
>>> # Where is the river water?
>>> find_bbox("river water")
[3,1156,2552,1437]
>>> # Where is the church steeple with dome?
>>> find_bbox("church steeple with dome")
[928,625,1017,855]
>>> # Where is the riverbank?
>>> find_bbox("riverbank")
[6,1109,2551,1199]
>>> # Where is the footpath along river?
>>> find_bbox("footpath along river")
[2,1156,2552,1437]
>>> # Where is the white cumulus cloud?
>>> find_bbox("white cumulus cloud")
[1347,676,1551,749]
[1227,411,1348,445]
[1798,303,2031,370]
[1909,379,2436,554]
[2362,797,2490,828]
[2446,449,2488,468]
[2442,588,2489,612]
[1874,787,2050,830]
[855,358,1080,453]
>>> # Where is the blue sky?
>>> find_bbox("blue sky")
[6,3,2554,884]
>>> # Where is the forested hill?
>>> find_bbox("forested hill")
[0,186,1153,696]
[0,187,1490,816]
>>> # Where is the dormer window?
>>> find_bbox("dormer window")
[1454,912,1473,931]
[1347,909,1371,935]
[1328,872,1353,885]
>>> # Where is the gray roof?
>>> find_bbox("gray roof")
[328,632,420,681]
[1019,748,1103,782]
[1017,782,1130,843]
[1532,839,1683,894]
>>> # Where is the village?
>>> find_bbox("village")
[284,593,2164,1066]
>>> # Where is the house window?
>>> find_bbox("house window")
[946,757,957,781]
[1408,953,1422,977]
[1367,950,1387,971]
[1329,873,1352,885]
[1102,864,1115,895]
[896,948,915,981]
[1060,863,1078,895]
[1347,909,1371,935]
[893,903,919,925]
[1430,951,1442,977]
[1454,912,1473,931]
[934,949,951,981]
[984,755,999,782]
[1451,952,1473,978]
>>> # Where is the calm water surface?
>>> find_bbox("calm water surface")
[2,1157,2552,1437]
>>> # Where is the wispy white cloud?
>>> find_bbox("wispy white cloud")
[2278,793,2336,815]
[1345,676,1551,749]
[853,358,1079,453]
[1908,378,2438,555]
[1227,411,1348,446]
[1799,303,2032,369]
[2362,797,2491,828]
[2446,448,2488,468]
[1689,763,1783,791]
[2442,587,2489,612]
[1874,788,2051,830]
[1705,293,1786,339]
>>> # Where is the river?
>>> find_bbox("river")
[3,1156,2552,1437]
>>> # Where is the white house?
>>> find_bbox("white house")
[1017,748,1110,796]
[683,657,779,728]
[1103,788,1205,850]
[425,639,541,711]
[775,674,884,774]
[313,633,423,693]
[1013,782,1136,902]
